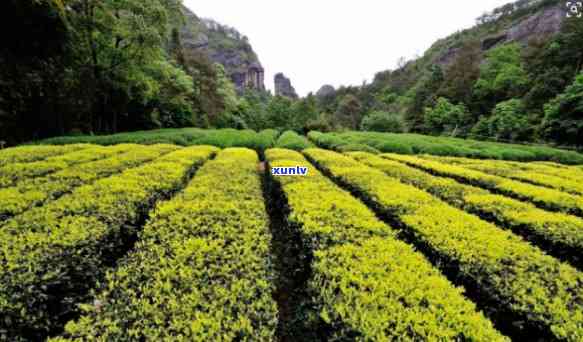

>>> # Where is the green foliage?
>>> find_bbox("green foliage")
[309,131,583,164]
[267,149,506,340]
[309,149,583,341]
[360,111,404,133]
[274,131,313,150]
[473,43,530,111]
[34,128,280,151]
[354,153,583,269]
[471,99,532,142]
[54,149,277,341]
[424,97,471,135]
[541,73,583,146]
[0,146,217,339]
[334,94,363,129]
[0,145,172,220]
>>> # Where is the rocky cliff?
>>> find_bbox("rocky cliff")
[430,0,565,66]
[274,73,298,99]
[180,6,265,92]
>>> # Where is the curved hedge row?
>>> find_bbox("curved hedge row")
[384,154,583,218]
[424,156,583,196]
[0,144,177,222]
[431,156,583,182]
[0,144,90,164]
[349,152,583,268]
[266,148,506,341]
[305,148,583,341]
[275,131,313,150]
[0,144,136,188]
[53,148,277,341]
[0,146,217,340]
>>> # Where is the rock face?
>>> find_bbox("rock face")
[433,1,566,66]
[316,85,336,98]
[179,6,265,92]
[274,73,298,99]
[507,5,564,43]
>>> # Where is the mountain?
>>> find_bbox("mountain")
[180,6,265,92]
[420,0,564,68]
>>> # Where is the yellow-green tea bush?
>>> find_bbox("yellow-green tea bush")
[0,144,137,188]
[266,148,506,341]
[0,144,90,164]
[0,144,177,221]
[349,152,583,267]
[54,148,277,341]
[424,156,583,196]
[430,156,583,183]
[0,146,217,340]
[384,154,583,217]
[305,148,583,341]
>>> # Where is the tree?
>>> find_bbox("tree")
[405,65,445,132]
[488,99,531,142]
[335,94,363,130]
[360,111,404,133]
[291,94,319,133]
[266,96,295,130]
[473,43,530,113]
[540,73,583,147]
[424,97,471,136]
[440,40,481,107]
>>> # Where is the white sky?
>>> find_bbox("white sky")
[183,1,512,96]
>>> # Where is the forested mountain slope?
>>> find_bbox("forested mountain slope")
[317,0,583,148]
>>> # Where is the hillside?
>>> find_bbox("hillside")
[316,0,582,148]
[180,6,266,92]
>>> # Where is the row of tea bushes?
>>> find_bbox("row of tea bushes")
[423,156,583,196]
[53,149,277,341]
[0,144,91,164]
[385,154,583,218]
[349,152,583,268]
[274,131,314,150]
[308,131,583,164]
[0,145,177,222]
[0,146,217,340]
[0,144,136,188]
[266,148,506,341]
[34,128,282,151]
[305,148,583,341]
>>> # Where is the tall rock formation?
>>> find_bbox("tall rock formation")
[179,6,265,92]
[274,73,298,99]
[316,85,336,98]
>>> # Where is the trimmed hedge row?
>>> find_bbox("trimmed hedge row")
[384,154,583,218]
[0,144,136,188]
[53,148,277,341]
[425,156,583,196]
[308,131,583,164]
[350,152,583,268]
[305,148,583,341]
[0,146,217,340]
[430,156,583,181]
[35,128,281,150]
[0,144,177,222]
[0,144,90,164]
[266,148,506,341]
[275,131,314,150]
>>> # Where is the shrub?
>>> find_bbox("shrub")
[360,111,404,133]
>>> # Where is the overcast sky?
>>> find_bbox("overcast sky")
[183,0,512,96]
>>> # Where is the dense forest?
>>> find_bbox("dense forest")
[1,0,582,149]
